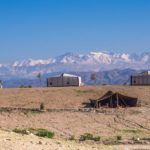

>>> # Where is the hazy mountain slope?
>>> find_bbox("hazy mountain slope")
[2,69,141,88]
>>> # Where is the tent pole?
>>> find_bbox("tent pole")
[117,93,119,108]
[96,101,98,108]
[111,96,112,108]
[119,95,127,107]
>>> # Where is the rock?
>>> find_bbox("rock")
[26,130,30,134]
[38,141,42,145]
[6,138,11,141]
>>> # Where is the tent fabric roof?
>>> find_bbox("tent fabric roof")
[90,91,138,108]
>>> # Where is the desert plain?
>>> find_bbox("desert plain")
[0,85,149,150]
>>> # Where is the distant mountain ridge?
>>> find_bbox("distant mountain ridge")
[0,51,149,78]
[2,69,141,88]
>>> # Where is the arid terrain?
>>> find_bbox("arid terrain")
[0,130,150,150]
[0,85,149,108]
[0,86,149,149]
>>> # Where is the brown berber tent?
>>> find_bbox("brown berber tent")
[90,91,138,108]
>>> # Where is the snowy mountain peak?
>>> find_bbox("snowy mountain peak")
[13,58,55,67]
[0,51,149,77]
[120,53,131,62]
[88,51,112,64]
[9,51,150,68]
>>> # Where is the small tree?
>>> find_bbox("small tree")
[28,85,32,88]
[90,72,97,85]
[37,73,42,87]
[40,103,45,110]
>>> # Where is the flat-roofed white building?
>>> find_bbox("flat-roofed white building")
[130,71,150,86]
[47,73,82,87]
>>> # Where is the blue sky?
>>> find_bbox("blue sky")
[0,0,150,62]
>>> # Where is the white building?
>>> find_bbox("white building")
[47,73,82,87]
[130,71,150,86]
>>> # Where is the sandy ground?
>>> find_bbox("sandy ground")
[0,108,150,139]
[0,86,149,149]
[0,130,150,150]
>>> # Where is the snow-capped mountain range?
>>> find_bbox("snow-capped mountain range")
[0,51,150,78]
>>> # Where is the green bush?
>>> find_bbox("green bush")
[34,129,54,138]
[13,128,28,135]
[69,135,75,140]
[103,136,122,145]
[76,89,96,94]
[103,137,119,145]
[93,136,101,141]
[13,128,54,139]
[80,133,100,141]
[116,135,122,141]
[80,133,93,141]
